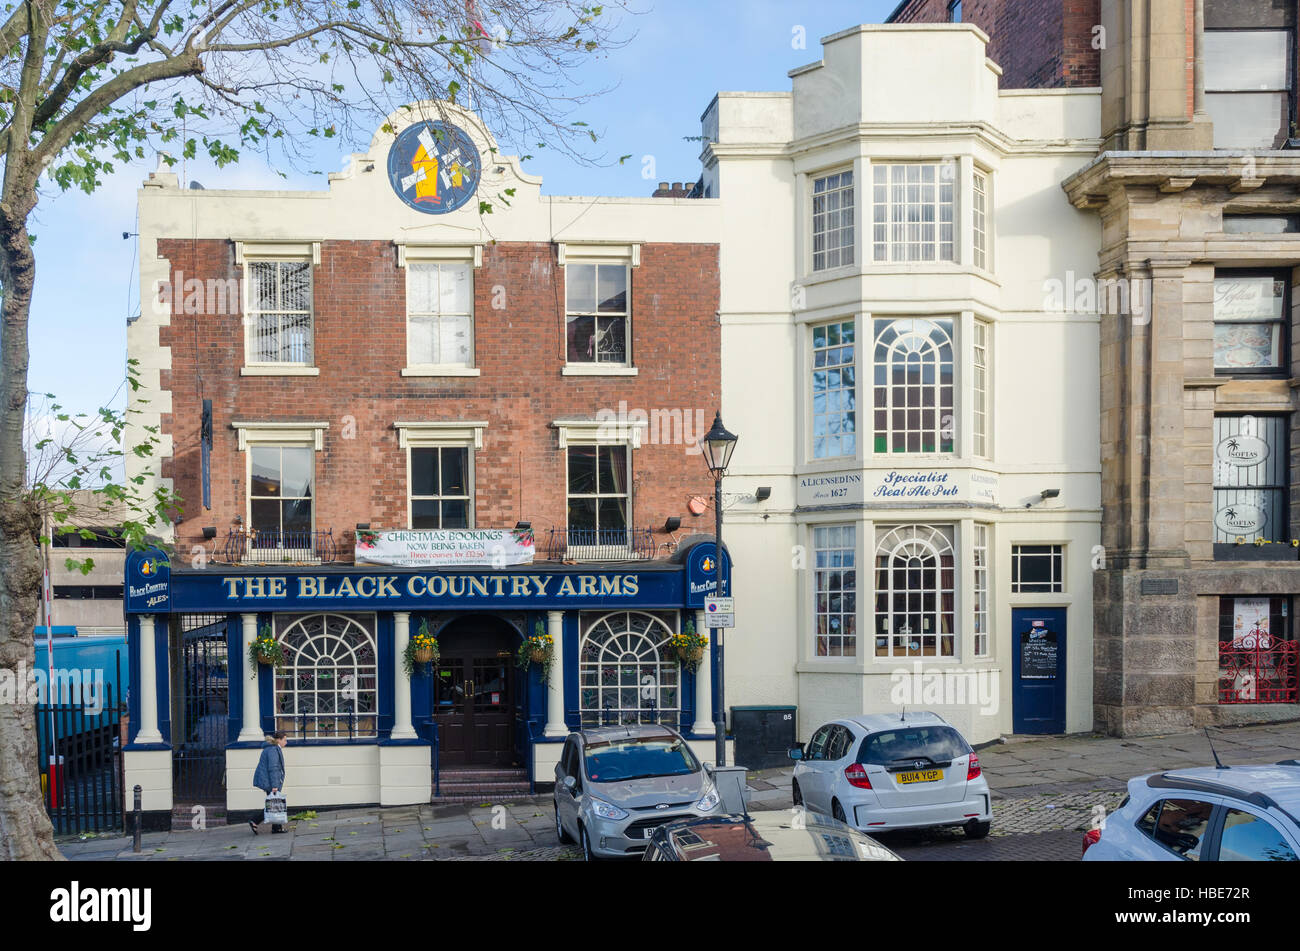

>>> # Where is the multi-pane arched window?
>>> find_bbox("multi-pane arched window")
[873,526,956,658]
[872,318,954,454]
[579,612,678,727]
[274,613,378,738]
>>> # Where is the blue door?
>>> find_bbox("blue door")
[1011,608,1066,734]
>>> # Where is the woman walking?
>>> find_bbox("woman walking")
[250,730,288,835]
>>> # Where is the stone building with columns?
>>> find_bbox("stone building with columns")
[1064,0,1300,734]
[121,102,726,826]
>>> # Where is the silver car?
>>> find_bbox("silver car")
[553,724,725,860]
[790,711,993,838]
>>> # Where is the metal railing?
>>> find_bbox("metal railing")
[1219,640,1299,704]
[543,527,657,562]
[223,528,340,565]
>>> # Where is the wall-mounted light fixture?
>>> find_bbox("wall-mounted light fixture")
[1040,488,1060,500]
[202,526,217,540]
[356,523,371,531]
[755,486,772,503]
[663,516,682,532]
[515,521,532,531]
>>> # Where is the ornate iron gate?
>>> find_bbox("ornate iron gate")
[1220,638,1299,703]
[173,615,230,801]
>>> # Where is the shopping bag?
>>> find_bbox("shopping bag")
[264,793,288,825]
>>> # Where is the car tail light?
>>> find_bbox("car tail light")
[844,763,872,789]
[1082,828,1101,856]
[966,753,982,782]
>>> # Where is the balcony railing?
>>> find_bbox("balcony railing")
[222,528,341,565]
[543,527,657,562]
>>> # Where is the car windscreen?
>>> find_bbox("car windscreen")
[857,726,970,766]
[584,738,701,783]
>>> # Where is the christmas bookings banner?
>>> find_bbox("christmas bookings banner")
[355,528,535,568]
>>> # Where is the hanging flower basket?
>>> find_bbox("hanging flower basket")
[516,622,555,680]
[248,625,288,677]
[403,620,440,677]
[669,622,709,674]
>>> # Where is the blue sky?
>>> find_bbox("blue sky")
[27,0,897,419]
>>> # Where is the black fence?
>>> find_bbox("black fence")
[35,683,124,836]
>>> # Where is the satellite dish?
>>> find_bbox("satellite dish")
[687,496,708,516]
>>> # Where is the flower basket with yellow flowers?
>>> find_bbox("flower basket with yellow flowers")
[669,620,709,673]
[516,621,555,680]
[248,624,288,677]
[402,619,440,677]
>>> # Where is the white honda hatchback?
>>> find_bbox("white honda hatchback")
[790,712,993,838]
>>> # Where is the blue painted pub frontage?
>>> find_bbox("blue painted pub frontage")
[122,540,732,826]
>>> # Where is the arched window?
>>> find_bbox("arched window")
[872,318,954,454]
[274,614,378,738]
[873,526,956,658]
[579,612,678,727]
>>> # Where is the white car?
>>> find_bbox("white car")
[790,712,993,838]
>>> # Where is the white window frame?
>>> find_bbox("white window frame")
[559,243,640,376]
[972,169,989,271]
[237,241,320,376]
[578,611,680,726]
[811,318,858,460]
[812,168,855,272]
[972,523,989,658]
[812,523,858,658]
[397,244,481,377]
[871,163,956,264]
[873,524,957,659]
[973,319,989,458]
[554,418,643,560]
[273,612,378,739]
[395,421,487,530]
[232,421,328,563]
[871,317,956,456]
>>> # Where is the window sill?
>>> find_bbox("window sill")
[561,365,639,376]
[401,366,482,377]
[241,366,320,377]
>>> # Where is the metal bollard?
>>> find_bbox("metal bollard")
[132,785,142,853]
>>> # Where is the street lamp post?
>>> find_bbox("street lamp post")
[700,411,737,768]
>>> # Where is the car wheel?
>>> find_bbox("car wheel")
[965,819,992,839]
[580,824,597,861]
[832,800,847,823]
[792,779,803,807]
[554,798,572,844]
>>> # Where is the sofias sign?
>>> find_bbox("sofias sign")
[1214,502,1267,536]
[1215,434,1270,468]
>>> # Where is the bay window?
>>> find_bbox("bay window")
[814,524,857,657]
[812,319,857,459]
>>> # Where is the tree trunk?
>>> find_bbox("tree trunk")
[0,175,62,860]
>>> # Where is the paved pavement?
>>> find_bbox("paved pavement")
[59,719,1300,862]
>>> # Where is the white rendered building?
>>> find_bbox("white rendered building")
[702,24,1103,743]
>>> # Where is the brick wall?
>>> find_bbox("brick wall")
[889,0,1100,89]
[155,239,721,552]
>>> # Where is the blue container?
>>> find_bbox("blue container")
[32,628,128,768]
